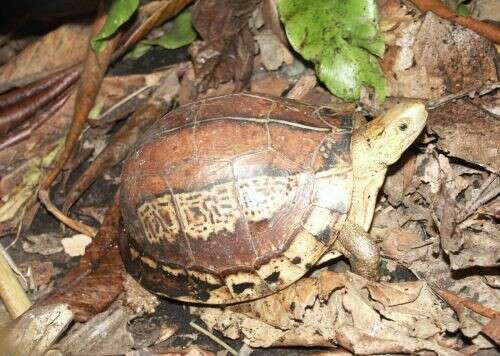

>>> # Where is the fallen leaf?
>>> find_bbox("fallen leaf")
[250,72,290,96]
[382,11,497,99]
[192,271,459,353]
[0,23,91,92]
[428,99,500,173]
[22,233,64,256]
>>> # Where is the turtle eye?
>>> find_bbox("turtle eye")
[399,123,408,131]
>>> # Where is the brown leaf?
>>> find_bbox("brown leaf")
[192,272,458,352]
[0,23,91,92]
[191,0,261,92]
[428,99,500,173]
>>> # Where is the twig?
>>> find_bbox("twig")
[190,321,238,356]
[41,2,120,190]
[435,287,498,319]
[38,190,97,237]
[411,0,500,44]
[426,82,500,110]
[458,175,500,222]
[0,242,32,319]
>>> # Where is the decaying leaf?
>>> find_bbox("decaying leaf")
[428,98,500,173]
[192,271,459,353]
[254,29,294,71]
[0,304,73,356]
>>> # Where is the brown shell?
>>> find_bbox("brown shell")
[119,93,353,303]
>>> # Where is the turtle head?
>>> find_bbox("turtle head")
[362,102,427,167]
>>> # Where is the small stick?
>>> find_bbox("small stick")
[38,190,97,237]
[41,2,120,190]
[190,321,238,356]
[0,242,31,319]
[411,0,500,44]
[435,287,498,319]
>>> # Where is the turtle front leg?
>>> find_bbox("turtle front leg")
[333,221,380,280]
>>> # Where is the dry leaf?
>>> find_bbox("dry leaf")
[0,23,91,92]
[192,271,459,354]
[428,99,500,173]
[191,0,261,92]
[381,11,497,99]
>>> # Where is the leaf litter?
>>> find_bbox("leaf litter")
[0,0,498,354]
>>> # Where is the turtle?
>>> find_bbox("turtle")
[119,93,427,304]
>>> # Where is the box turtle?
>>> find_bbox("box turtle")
[119,93,427,304]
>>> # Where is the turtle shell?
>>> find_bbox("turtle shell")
[119,93,353,304]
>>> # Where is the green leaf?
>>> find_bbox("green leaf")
[91,0,139,53]
[146,10,197,49]
[457,3,470,17]
[125,42,153,60]
[278,0,387,102]
[126,9,197,60]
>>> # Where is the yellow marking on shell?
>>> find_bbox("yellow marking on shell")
[161,264,186,277]
[256,256,304,291]
[188,270,223,285]
[224,271,270,300]
[303,206,333,236]
[130,247,140,260]
[283,229,329,270]
[140,256,158,269]
[138,174,303,241]
[205,286,235,304]
[138,193,180,244]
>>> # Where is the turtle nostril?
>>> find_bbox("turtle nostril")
[399,123,408,131]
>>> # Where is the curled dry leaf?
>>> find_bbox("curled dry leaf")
[192,271,459,354]
[380,9,497,99]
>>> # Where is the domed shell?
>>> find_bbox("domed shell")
[119,93,353,304]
